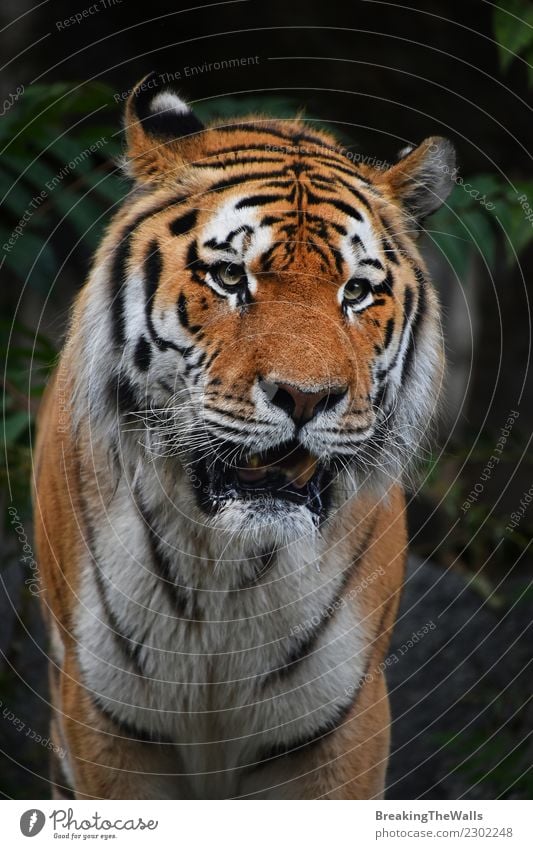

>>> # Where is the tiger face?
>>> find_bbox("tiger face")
[88,74,455,540]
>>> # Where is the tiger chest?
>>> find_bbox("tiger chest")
[74,502,367,777]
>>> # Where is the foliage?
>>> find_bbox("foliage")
[0,81,126,293]
[0,11,532,800]
[415,431,533,593]
[0,82,125,519]
[2,12,533,523]
[433,679,533,799]
[431,174,533,277]
[493,0,533,85]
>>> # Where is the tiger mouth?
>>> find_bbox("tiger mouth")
[193,439,332,516]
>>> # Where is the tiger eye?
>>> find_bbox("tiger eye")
[343,278,367,302]
[218,263,245,287]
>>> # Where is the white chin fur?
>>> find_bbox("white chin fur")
[205,497,319,549]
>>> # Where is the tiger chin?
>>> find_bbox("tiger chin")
[33,72,455,800]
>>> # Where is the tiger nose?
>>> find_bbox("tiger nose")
[259,379,348,424]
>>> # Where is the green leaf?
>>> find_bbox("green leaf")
[0,162,40,218]
[493,0,533,73]
[1,411,30,444]
[461,208,498,268]
[494,190,533,265]
[430,228,470,279]
[195,95,300,123]
[2,231,57,292]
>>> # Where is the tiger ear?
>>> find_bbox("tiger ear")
[124,72,204,182]
[379,136,456,223]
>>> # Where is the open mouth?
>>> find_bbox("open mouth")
[193,439,332,517]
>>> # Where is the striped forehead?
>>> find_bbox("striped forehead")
[199,194,273,266]
[197,185,384,279]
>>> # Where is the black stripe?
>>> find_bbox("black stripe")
[193,155,287,170]
[226,224,254,242]
[76,458,147,678]
[201,142,292,158]
[92,562,147,676]
[138,500,199,620]
[360,256,384,270]
[253,591,393,769]
[346,186,374,212]
[205,168,294,197]
[259,241,282,272]
[186,238,199,269]
[402,275,426,380]
[377,284,417,381]
[177,292,189,328]
[234,193,288,210]
[112,374,139,415]
[89,691,173,745]
[403,285,415,323]
[293,130,350,149]
[169,209,197,237]
[306,191,363,222]
[200,415,261,441]
[382,235,400,265]
[312,154,370,183]
[144,238,163,345]
[204,348,221,370]
[259,214,283,227]
[110,196,188,347]
[204,405,261,427]
[134,335,152,372]
[373,268,394,296]
[318,218,347,236]
[212,123,302,143]
[306,237,332,270]
[253,692,358,767]
[237,551,277,590]
[383,318,395,349]
[308,173,336,186]
[264,519,377,684]
[110,238,132,347]
[203,237,236,253]
[191,350,207,369]
[142,240,194,353]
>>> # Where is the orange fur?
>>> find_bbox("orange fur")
[33,76,453,799]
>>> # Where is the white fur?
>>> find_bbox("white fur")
[150,92,190,116]
[64,180,443,798]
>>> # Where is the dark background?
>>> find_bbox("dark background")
[0,0,532,799]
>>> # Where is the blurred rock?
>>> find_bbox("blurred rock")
[387,556,532,799]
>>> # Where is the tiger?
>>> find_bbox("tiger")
[33,71,454,800]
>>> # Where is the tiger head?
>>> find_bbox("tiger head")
[80,73,455,541]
